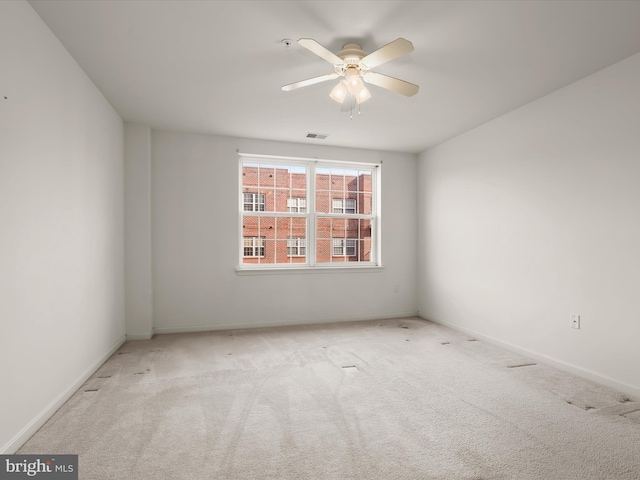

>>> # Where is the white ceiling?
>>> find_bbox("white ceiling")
[29,0,640,154]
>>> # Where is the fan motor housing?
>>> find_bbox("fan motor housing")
[338,43,366,65]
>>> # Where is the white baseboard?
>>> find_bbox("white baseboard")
[126,332,153,340]
[153,311,419,335]
[1,334,127,454]
[420,313,640,398]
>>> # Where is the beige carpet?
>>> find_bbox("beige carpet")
[19,318,640,479]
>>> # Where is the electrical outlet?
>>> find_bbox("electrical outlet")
[393,283,399,293]
[570,314,580,329]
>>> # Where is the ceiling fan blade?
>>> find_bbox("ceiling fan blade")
[360,38,414,69]
[298,38,344,65]
[363,72,419,97]
[282,73,339,92]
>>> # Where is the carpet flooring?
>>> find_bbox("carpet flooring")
[18,317,640,479]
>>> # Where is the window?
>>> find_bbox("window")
[243,237,265,257]
[287,238,306,256]
[287,197,307,213]
[332,198,356,214]
[243,192,265,212]
[239,154,379,268]
[333,238,357,257]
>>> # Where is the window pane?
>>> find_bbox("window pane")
[291,188,306,201]
[287,237,306,257]
[359,170,372,193]
[241,158,377,267]
[358,192,372,215]
[346,238,357,257]
[316,191,331,213]
[332,239,343,256]
[316,168,330,190]
[262,189,274,212]
[242,215,259,238]
[258,216,275,241]
[258,164,275,187]
[346,218,358,238]
[317,217,330,239]
[242,192,265,212]
[345,198,356,214]
[332,218,346,237]
[346,170,359,192]
[275,216,290,241]
[330,169,345,192]
[291,217,306,240]
[275,166,290,188]
[275,239,288,263]
[287,194,307,213]
[316,239,331,263]
[359,219,372,239]
[262,239,274,263]
[243,192,253,211]
[242,163,259,186]
[290,166,307,190]
[359,239,371,262]
[242,236,265,263]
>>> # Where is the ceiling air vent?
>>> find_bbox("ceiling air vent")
[306,133,328,140]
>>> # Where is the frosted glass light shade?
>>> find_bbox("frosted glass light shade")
[330,81,348,103]
[345,69,364,95]
[356,86,371,104]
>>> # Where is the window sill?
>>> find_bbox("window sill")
[235,265,384,276]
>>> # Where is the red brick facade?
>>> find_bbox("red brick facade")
[241,164,373,265]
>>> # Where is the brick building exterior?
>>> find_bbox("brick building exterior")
[241,164,372,264]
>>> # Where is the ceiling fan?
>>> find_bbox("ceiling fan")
[282,38,419,108]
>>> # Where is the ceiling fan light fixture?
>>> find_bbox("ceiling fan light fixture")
[356,86,371,104]
[282,37,418,110]
[345,68,363,95]
[330,81,348,103]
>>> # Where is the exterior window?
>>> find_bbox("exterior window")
[243,192,265,212]
[332,198,356,214]
[243,237,265,257]
[239,155,378,268]
[287,197,307,213]
[332,238,357,257]
[287,238,306,256]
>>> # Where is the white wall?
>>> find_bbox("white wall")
[151,131,418,332]
[124,123,153,339]
[418,52,640,395]
[0,1,125,453]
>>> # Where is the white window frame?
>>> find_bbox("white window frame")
[238,153,381,272]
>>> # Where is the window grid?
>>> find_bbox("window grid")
[240,157,377,268]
